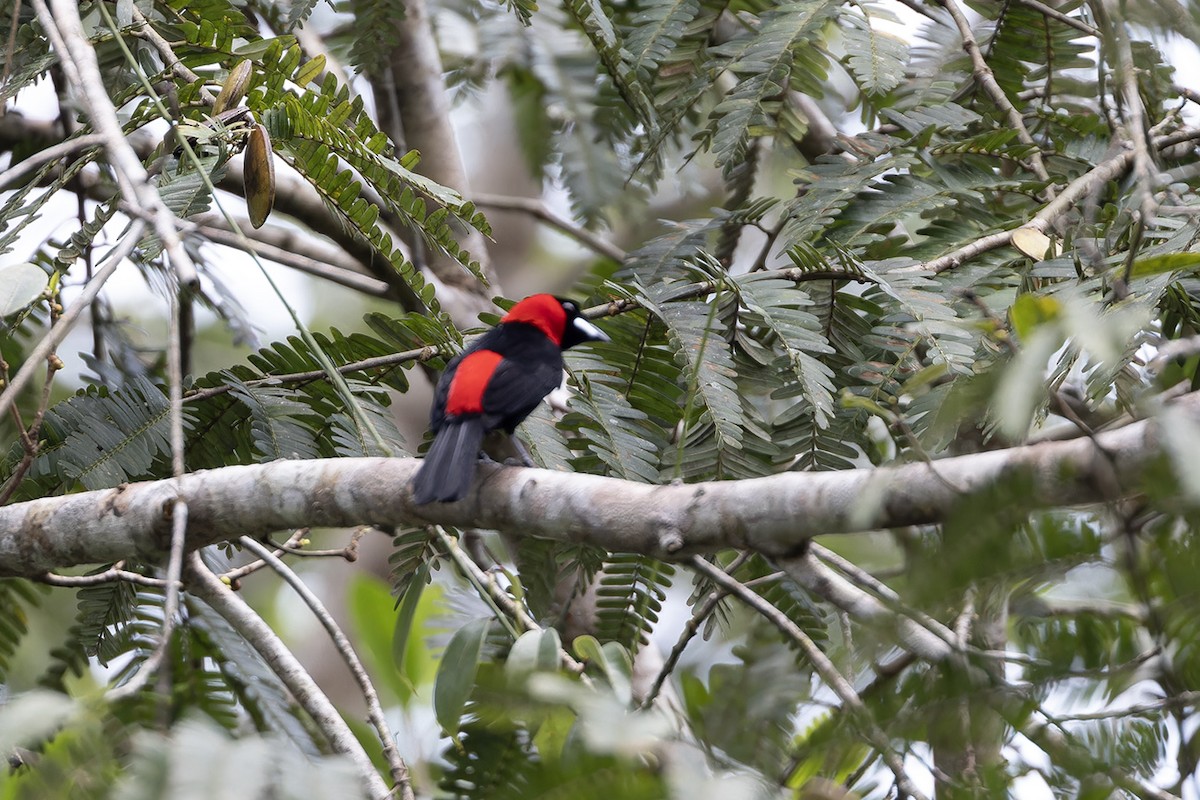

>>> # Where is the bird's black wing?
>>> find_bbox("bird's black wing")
[480,354,564,431]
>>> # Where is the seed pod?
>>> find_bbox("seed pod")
[212,59,253,115]
[245,123,276,229]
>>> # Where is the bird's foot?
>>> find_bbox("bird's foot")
[477,450,532,468]
[509,438,536,468]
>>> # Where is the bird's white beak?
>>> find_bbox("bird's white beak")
[572,315,611,342]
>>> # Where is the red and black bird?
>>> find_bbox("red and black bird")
[410,294,610,504]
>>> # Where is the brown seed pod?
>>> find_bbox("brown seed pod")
[245,123,276,229]
[212,59,253,115]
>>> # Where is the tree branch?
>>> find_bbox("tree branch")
[0,132,105,190]
[186,216,392,297]
[376,0,498,296]
[920,127,1200,274]
[238,536,414,800]
[1014,0,1100,36]
[640,553,749,709]
[184,554,391,800]
[689,556,928,800]
[0,220,145,419]
[937,0,1052,186]
[472,193,626,263]
[36,0,198,287]
[781,553,956,662]
[0,109,421,306]
[0,392,1193,578]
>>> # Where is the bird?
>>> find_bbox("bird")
[410,294,610,504]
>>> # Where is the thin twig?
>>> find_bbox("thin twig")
[809,543,967,647]
[809,543,902,601]
[1109,13,1158,253]
[1022,716,1181,800]
[182,217,391,297]
[640,552,750,709]
[1149,334,1200,373]
[185,553,392,800]
[271,526,372,559]
[436,528,587,675]
[113,262,193,705]
[891,0,941,22]
[106,498,187,702]
[35,0,198,287]
[0,132,106,190]
[1011,594,1149,624]
[0,220,144,419]
[39,566,172,588]
[921,127,1200,274]
[128,6,215,105]
[1174,85,1200,108]
[220,529,309,584]
[749,220,784,273]
[1045,692,1200,723]
[688,556,929,800]
[937,0,1052,186]
[0,353,60,505]
[1014,0,1100,36]
[781,555,958,663]
[238,537,414,800]
[182,346,437,403]
[435,528,522,641]
[472,193,626,262]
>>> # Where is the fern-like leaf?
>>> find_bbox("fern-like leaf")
[0,579,45,680]
[595,554,675,653]
[840,5,909,97]
[703,0,839,173]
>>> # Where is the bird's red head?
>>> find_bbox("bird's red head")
[501,294,609,349]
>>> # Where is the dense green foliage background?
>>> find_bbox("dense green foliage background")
[3,0,1200,797]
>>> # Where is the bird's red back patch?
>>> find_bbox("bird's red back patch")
[446,349,504,415]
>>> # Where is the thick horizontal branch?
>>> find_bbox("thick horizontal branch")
[0,393,1189,578]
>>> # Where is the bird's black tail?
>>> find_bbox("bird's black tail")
[410,418,487,504]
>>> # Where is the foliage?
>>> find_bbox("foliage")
[2,0,1200,797]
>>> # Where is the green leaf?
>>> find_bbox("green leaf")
[1130,252,1200,278]
[348,573,418,707]
[1009,293,1062,341]
[595,554,675,655]
[506,628,562,679]
[392,562,442,702]
[0,579,44,680]
[294,53,326,87]
[841,9,908,96]
[704,0,839,173]
[434,618,489,737]
[572,635,633,701]
[0,262,48,316]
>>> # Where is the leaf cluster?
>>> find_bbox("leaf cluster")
[7,0,1200,797]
